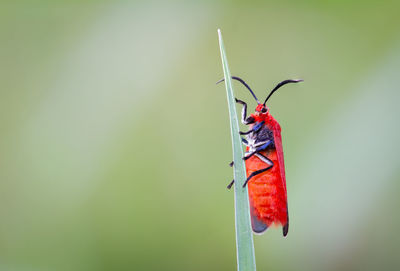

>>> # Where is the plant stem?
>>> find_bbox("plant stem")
[217,29,256,271]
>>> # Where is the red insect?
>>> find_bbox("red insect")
[218,76,302,236]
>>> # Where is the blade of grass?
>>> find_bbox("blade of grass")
[217,29,256,271]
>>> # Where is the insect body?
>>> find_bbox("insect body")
[218,76,302,236]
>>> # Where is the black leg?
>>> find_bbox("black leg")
[242,165,273,187]
[244,116,255,125]
[242,153,274,188]
[254,153,273,165]
[243,152,255,161]
[243,140,272,160]
[239,130,253,135]
[229,137,248,166]
[235,98,247,124]
[229,152,274,189]
[239,121,264,135]
[235,98,255,125]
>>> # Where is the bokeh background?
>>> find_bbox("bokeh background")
[1,1,400,270]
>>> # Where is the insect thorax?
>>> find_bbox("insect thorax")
[247,123,275,149]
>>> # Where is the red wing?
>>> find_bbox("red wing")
[269,117,287,196]
[269,116,289,236]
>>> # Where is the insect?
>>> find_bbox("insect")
[217,76,303,236]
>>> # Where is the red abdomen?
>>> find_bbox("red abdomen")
[246,149,288,232]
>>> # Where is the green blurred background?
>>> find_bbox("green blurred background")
[1,1,400,270]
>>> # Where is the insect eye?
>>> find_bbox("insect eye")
[261,108,267,113]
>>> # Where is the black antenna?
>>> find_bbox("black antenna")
[263,79,303,105]
[217,76,260,103]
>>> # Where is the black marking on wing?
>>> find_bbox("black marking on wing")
[250,202,268,234]
[251,214,269,234]
[283,223,289,237]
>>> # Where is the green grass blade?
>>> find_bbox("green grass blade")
[217,29,256,271]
